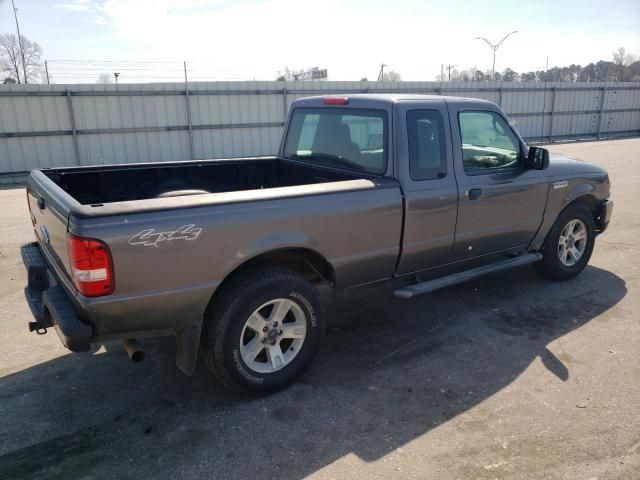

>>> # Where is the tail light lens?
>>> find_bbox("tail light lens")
[67,234,114,296]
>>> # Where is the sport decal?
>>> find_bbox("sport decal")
[128,224,202,247]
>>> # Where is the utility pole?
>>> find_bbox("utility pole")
[44,60,50,84]
[377,63,387,81]
[11,0,28,84]
[475,30,518,80]
[545,56,549,81]
[183,61,188,84]
[445,64,456,82]
[541,56,550,143]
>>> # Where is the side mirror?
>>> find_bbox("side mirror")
[525,146,550,170]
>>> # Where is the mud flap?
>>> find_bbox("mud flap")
[175,320,202,375]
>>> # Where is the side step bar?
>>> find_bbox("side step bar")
[394,253,543,299]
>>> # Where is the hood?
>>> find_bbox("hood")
[547,153,607,176]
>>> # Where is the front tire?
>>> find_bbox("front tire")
[535,204,595,281]
[202,267,325,395]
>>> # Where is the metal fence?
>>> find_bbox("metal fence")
[1,80,639,184]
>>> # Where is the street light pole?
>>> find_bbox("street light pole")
[11,0,28,84]
[492,49,496,80]
[475,31,518,80]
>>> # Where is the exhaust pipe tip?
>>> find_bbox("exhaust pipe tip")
[130,350,145,363]
[122,339,145,363]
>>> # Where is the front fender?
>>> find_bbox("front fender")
[529,173,608,251]
[564,182,596,206]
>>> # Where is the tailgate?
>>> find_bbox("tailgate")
[26,171,74,284]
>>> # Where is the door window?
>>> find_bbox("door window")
[458,111,520,172]
[407,110,447,180]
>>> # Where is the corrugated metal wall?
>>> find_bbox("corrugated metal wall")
[1,80,639,184]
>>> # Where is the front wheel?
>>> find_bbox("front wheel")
[202,267,325,395]
[535,204,595,281]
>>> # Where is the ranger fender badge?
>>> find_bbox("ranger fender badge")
[553,181,568,189]
[129,224,202,247]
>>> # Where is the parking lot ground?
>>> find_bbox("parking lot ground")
[1,138,639,480]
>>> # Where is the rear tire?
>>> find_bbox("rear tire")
[202,266,325,395]
[535,203,595,281]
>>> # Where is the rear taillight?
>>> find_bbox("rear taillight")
[67,234,114,297]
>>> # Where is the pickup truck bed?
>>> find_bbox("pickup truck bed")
[45,156,363,205]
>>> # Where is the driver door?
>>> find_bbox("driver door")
[450,108,548,260]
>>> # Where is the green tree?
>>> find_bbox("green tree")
[502,68,519,82]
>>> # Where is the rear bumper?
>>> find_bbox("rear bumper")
[596,199,613,233]
[21,242,92,352]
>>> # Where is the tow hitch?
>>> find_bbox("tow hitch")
[28,321,51,335]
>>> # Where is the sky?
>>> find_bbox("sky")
[1,0,639,83]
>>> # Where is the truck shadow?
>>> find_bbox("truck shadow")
[0,265,627,480]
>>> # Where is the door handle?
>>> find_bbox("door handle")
[37,197,46,210]
[467,188,482,200]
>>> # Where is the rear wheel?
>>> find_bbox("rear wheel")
[202,267,325,395]
[536,204,595,281]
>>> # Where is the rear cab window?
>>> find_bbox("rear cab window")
[406,110,447,180]
[283,108,387,175]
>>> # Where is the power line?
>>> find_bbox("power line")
[47,59,183,64]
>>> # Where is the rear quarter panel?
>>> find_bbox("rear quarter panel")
[70,180,402,337]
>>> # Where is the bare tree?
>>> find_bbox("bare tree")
[276,66,292,81]
[0,34,43,84]
[460,66,479,82]
[96,72,114,84]
[435,69,459,82]
[382,71,402,82]
[613,47,634,66]
[0,35,21,83]
[612,47,636,81]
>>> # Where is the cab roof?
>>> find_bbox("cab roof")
[294,93,495,105]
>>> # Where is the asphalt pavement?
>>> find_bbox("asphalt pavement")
[0,138,638,479]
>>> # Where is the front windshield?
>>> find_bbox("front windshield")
[283,108,387,175]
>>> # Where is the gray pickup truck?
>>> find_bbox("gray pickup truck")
[22,94,613,394]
